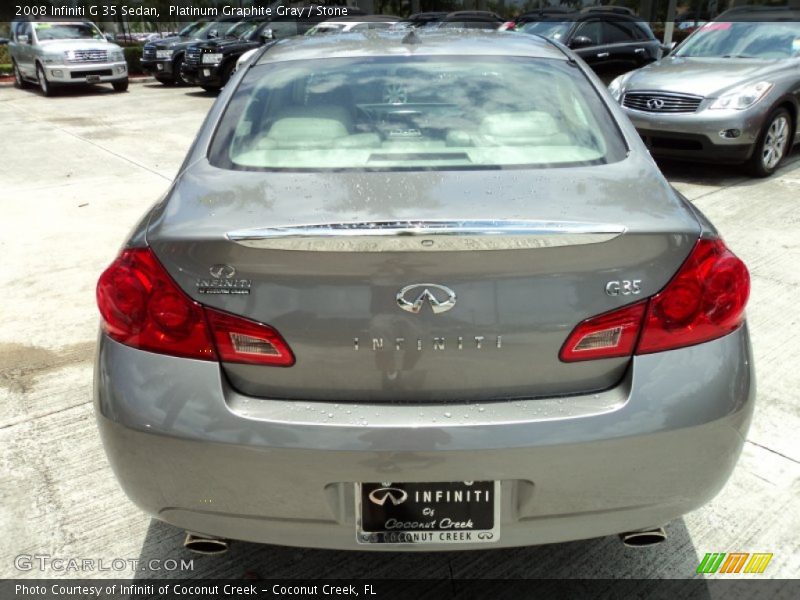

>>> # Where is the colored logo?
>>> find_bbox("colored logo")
[697,552,773,574]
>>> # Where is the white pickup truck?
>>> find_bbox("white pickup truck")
[9,20,128,96]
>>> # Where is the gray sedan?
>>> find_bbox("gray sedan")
[609,17,800,176]
[94,31,754,553]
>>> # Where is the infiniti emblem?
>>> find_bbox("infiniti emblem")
[396,284,457,314]
[368,487,409,506]
[209,264,236,279]
[646,98,666,110]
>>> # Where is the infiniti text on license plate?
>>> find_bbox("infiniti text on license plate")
[356,481,500,544]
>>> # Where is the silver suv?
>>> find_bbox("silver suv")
[9,20,128,95]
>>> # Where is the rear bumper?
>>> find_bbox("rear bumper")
[94,326,755,550]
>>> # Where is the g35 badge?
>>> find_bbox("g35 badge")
[605,279,642,296]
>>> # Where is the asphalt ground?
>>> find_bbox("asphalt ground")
[0,81,798,582]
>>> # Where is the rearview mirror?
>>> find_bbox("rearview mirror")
[662,41,677,56]
[17,34,30,44]
[569,36,594,49]
[104,33,114,42]
[207,29,218,39]
[260,28,274,42]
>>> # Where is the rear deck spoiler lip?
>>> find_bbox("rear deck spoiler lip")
[226,220,626,251]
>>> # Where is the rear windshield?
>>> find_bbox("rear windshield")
[209,55,626,171]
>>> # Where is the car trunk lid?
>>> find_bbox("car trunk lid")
[147,158,700,402]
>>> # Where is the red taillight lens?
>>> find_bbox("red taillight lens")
[206,308,295,367]
[97,248,217,360]
[636,238,749,354]
[559,238,750,362]
[559,301,647,362]
[97,248,294,366]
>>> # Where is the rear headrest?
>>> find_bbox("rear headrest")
[267,106,352,142]
[481,111,559,138]
[268,118,349,142]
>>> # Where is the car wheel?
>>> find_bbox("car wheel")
[173,55,188,85]
[36,64,54,97]
[748,108,792,177]
[13,61,30,89]
[112,79,129,92]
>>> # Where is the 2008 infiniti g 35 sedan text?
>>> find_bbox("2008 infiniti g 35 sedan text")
[94,31,754,552]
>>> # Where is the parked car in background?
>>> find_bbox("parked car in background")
[397,12,449,29]
[141,17,239,85]
[438,11,504,30]
[9,20,128,95]
[394,11,502,31]
[609,9,800,176]
[181,17,265,91]
[517,9,661,77]
[305,15,400,36]
[186,14,318,93]
[96,31,753,554]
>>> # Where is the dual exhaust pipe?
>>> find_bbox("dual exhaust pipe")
[183,527,665,555]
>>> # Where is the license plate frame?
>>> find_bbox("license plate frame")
[85,75,101,83]
[355,480,500,545]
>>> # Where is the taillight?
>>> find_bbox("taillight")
[560,238,749,362]
[559,302,646,362]
[97,248,294,366]
[97,248,217,360]
[206,308,294,366]
[636,238,749,354]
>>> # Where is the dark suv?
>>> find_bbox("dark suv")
[517,8,661,77]
[141,17,240,85]
[184,15,316,93]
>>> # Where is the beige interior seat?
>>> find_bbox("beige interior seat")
[256,105,381,151]
[447,111,570,147]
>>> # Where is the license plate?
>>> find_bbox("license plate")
[86,75,100,83]
[356,481,500,545]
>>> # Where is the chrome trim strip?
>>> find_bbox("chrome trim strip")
[226,220,626,252]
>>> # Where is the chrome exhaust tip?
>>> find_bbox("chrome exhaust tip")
[183,533,229,555]
[619,527,667,548]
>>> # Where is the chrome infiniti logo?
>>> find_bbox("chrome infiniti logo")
[646,98,666,111]
[368,487,409,506]
[396,284,456,315]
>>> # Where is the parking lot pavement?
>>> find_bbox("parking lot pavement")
[1,83,798,581]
